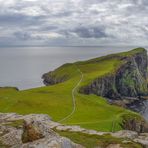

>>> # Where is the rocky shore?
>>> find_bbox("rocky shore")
[0,113,148,148]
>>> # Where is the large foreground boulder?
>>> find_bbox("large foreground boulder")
[0,113,83,148]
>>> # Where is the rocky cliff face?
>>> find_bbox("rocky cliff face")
[80,48,148,99]
[42,72,67,85]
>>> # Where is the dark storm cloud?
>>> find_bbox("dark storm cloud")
[0,0,147,46]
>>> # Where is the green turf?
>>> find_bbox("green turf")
[54,130,143,148]
[0,48,144,132]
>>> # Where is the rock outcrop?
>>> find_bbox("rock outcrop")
[42,63,72,85]
[80,48,148,99]
[0,113,148,147]
[120,114,148,133]
[42,72,67,85]
[0,113,83,148]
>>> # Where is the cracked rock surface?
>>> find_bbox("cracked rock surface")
[0,113,148,148]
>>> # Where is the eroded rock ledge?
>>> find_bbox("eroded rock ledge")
[0,113,148,147]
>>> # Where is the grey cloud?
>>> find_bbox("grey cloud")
[42,26,59,31]
[0,13,46,27]
[74,27,107,38]
[0,0,147,46]
[0,13,27,25]
[13,32,31,40]
[50,11,73,18]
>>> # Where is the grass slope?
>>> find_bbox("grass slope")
[0,48,144,132]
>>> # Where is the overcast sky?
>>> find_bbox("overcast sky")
[0,0,148,46]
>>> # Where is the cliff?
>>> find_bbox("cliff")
[40,48,148,135]
[80,48,148,99]
[43,48,148,100]
[42,63,75,85]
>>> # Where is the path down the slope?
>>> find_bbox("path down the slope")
[58,65,83,123]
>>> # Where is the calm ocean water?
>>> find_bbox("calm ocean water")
[0,46,147,90]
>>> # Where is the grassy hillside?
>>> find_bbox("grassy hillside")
[0,48,144,132]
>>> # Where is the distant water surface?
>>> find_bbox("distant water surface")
[0,46,147,90]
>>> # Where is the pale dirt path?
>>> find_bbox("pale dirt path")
[58,65,83,123]
[57,65,124,131]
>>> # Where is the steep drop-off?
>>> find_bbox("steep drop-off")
[80,48,148,99]
[43,48,148,100]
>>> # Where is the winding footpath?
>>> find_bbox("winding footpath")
[58,65,83,123]
[58,65,124,132]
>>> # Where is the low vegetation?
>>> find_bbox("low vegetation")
[3,119,24,129]
[54,129,143,148]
